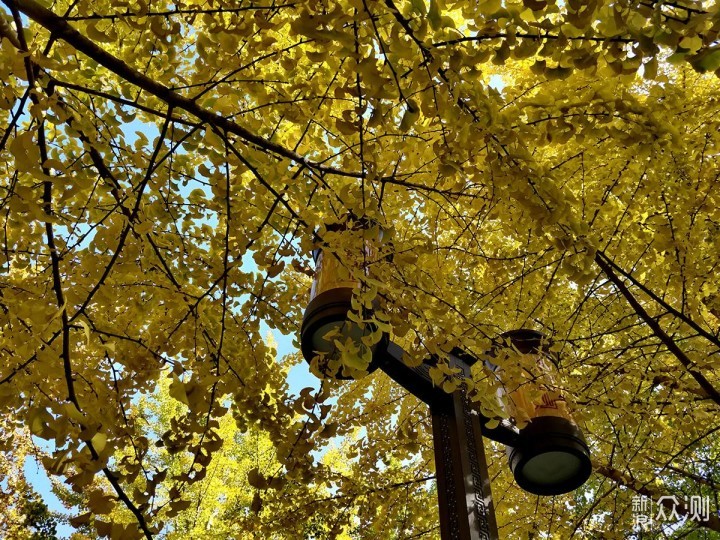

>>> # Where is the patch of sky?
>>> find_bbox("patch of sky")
[488,74,506,93]
[24,451,75,538]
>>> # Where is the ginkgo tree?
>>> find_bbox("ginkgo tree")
[0,0,719,537]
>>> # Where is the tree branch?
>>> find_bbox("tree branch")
[2,0,361,180]
[595,251,720,407]
[597,249,720,349]
[595,463,720,532]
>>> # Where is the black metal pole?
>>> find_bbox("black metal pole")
[431,392,499,540]
[378,344,507,540]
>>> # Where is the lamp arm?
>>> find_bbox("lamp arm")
[377,341,520,447]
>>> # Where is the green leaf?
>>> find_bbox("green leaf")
[428,0,441,30]
[399,101,420,132]
[691,47,720,73]
[410,0,426,16]
[168,375,190,406]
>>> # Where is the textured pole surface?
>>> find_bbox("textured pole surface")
[379,345,502,540]
[431,392,499,540]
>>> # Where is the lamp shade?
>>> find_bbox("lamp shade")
[508,415,592,496]
[300,221,388,379]
[490,329,591,495]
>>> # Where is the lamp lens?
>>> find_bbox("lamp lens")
[521,450,583,486]
[312,321,367,353]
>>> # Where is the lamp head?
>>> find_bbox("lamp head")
[301,287,387,379]
[508,415,592,496]
[300,218,390,379]
[497,328,551,356]
[489,329,592,495]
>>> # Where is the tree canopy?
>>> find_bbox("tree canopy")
[1,0,719,537]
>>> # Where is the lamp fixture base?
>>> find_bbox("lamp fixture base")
[300,287,387,380]
[508,415,592,496]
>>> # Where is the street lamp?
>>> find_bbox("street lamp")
[300,227,593,538]
[300,220,388,380]
[490,330,592,496]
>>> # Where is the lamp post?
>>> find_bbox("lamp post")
[299,223,592,539]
